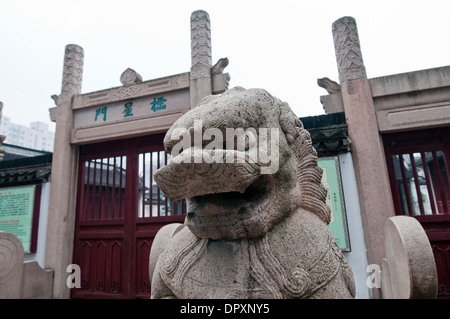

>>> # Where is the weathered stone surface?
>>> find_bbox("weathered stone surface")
[45,43,84,299]
[149,223,184,282]
[331,16,395,277]
[381,216,438,299]
[317,77,341,94]
[0,232,53,298]
[332,16,367,83]
[190,10,212,79]
[190,10,212,107]
[0,231,23,298]
[151,87,355,298]
[120,68,142,86]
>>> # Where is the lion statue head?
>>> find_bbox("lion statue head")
[151,87,355,299]
[155,87,330,239]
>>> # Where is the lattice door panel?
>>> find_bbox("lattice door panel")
[384,127,450,299]
[72,134,186,299]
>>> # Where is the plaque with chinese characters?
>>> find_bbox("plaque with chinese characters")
[318,156,351,251]
[73,89,189,129]
[0,186,36,253]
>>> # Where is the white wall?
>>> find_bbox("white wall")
[339,152,372,299]
[24,181,50,268]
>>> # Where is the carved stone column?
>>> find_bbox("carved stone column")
[332,17,367,83]
[332,17,395,298]
[45,44,84,298]
[190,10,213,107]
[59,45,84,103]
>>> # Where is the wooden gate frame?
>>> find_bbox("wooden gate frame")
[383,127,450,298]
[45,10,229,298]
[383,128,450,219]
[72,134,186,298]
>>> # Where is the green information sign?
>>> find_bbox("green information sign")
[318,156,351,251]
[0,185,36,253]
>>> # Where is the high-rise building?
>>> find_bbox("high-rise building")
[0,116,54,152]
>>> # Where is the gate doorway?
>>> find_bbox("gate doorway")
[383,127,450,298]
[71,134,186,299]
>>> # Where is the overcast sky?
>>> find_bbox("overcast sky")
[1,0,449,131]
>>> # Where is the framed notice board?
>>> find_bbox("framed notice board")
[0,185,41,253]
[318,156,351,251]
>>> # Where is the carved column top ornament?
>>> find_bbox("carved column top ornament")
[120,68,143,86]
[332,17,367,83]
[60,44,84,104]
[190,10,212,79]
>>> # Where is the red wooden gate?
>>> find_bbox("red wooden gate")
[383,127,450,299]
[71,134,186,299]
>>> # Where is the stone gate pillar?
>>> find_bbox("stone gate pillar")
[190,10,213,107]
[332,17,395,296]
[45,44,84,299]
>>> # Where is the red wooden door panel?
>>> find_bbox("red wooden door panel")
[71,134,186,299]
[133,145,186,298]
[383,127,450,298]
[72,152,130,299]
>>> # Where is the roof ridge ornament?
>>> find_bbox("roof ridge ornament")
[120,68,143,86]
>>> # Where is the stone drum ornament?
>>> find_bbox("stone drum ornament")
[120,68,142,86]
[150,87,356,299]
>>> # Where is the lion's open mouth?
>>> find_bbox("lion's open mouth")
[153,148,262,202]
[153,148,278,239]
[187,174,271,217]
[183,174,276,239]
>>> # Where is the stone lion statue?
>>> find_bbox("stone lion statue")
[150,87,355,299]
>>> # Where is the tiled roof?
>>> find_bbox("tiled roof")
[0,154,52,186]
[300,112,351,156]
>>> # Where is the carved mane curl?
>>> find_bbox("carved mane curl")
[277,98,331,224]
[195,87,331,225]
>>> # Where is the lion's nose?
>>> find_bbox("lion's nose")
[153,148,261,201]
